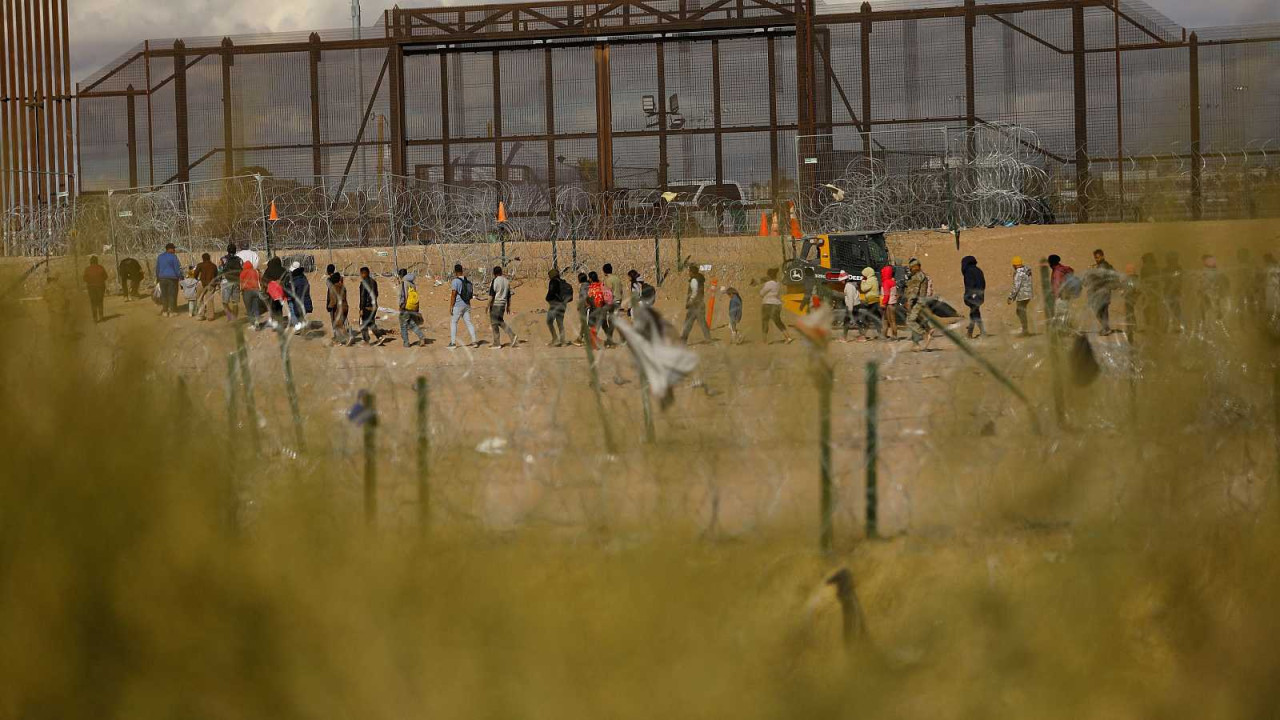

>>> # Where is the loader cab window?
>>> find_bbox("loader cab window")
[799,237,823,263]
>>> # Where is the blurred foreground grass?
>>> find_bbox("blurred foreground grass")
[1,257,1279,719]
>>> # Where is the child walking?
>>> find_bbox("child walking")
[724,287,744,344]
[180,268,201,317]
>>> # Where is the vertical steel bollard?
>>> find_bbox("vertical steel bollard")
[865,360,879,539]
[818,359,835,554]
[654,231,661,287]
[416,377,431,535]
[363,392,378,527]
[1039,260,1066,426]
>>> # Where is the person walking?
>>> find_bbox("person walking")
[218,245,243,321]
[180,268,201,316]
[880,265,898,340]
[586,271,609,350]
[603,263,625,347]
[961,255,986,339]
[1048,254,1078,330]
[545,269,571,347]
[903,258,935,351]
[83,256,109,323]
[262,257,287,330]
[1008,256,1034,335]
[447,264,479,349]
[627,269,655,314]
[358,267,384,344]
[155,243,183,317]
[1090,248,1115,335]
[488,265,519,349]
[760,268,793,344]
[680,264,711,344]
[240,260,263,329]
[325,265,340,341]
[288,261,312,333]
[723,287,744,344]
[575,271,591,346]
[117,257,144,301]
[194,252,219,320]
[329,272,354,345]
[398,270,428,347]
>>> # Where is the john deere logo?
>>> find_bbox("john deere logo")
[789,268,804,282]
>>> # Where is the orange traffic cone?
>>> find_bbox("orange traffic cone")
[497,201,508,223]
[268,201,279,222]
[706,279,719,326]
[758,212,770,237]
[789,214,803,240]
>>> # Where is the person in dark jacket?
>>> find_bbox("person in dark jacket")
[117,257,144,301]
[1090,248,1115,335]
[357,267,383,344]
[288,262,312,333]
[545,268,569,346]
[83,256,109,323]
[155,243,183,317]
[262,256,287,329]
[961,255,986,338]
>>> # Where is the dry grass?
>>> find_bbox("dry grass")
[1,220,1278,718]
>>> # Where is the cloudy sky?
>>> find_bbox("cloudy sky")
[70,0,1280,82]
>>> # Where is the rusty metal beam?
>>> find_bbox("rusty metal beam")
[988,12,1068,54]
[221,38,234,177]
[766,35,778,197]
[173,40,190,184]
[1072,1,1088,222]
[22,0,37,205]
[1,0,11,214]
[59,0,70,193]
[593,43,613,192]
[334,52,390,197]
[126,84,137,187]
[309,33,323,178]
[712,39,722,185]
[544,48,555,192]
[387,12,407,178]
[1188,31,1201,220]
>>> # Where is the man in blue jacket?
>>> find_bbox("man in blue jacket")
[156,243,183,317]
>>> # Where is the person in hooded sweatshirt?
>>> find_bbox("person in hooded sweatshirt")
[240,261,263,328]
[961,255,986,339]
[262,256,287,330]
[288,261,312,333]
[398,270,428,348]
[880,265,897,340]
[1007,256,1034,335]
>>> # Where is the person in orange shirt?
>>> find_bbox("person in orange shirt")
[83,256,109,323]
[240,261,263,329]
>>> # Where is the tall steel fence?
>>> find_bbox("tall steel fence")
[51,0,1280,259]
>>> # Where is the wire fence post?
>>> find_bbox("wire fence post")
[320,175,334,268]
[278,330,306,453]
[865,360,879,539]
[653,228,661,287]
[583,334,618,455]
[363,391,378,527]
[225,352,240,530]
[416,376,431,535]
[388,175,400,272]
[640,373,656,444]
[232,321,261,456]
[254,174,271,258]
[818,356,834,554]
[572,233,578,271]
[1039,259,1066,426]
[107,190,120,288]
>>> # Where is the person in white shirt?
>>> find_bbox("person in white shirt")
[487,265,519,349]
[759,267,793,344]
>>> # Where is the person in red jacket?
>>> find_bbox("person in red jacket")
[1048,254,1075,296]
[880,265,897,340]
[83,256,109,323]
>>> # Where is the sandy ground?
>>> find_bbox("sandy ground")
[8,219,1276,537]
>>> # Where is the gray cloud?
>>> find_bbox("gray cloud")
[72,0,1280,82]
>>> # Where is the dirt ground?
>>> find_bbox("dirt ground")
[9,219,1276,537]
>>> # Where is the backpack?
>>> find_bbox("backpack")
[406,285,420,312]
[458,277,474,303]
[587,283,607,309]
[558,278,574,303]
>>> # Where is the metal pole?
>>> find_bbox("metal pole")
[583,332,618,456]
[233,320,261,456]
[1039,259,1066,426]
[278,330,306,453]
[254,174,269,257]
[818,355,834,554]
[640,373,656,445]
[363,391,378,526]
[107,190,120,283]
[864,360,878,539]
[226,352,240,530]
[416,376,431,534]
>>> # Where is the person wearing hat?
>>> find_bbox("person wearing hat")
[960,255,986,339]
[288,261,313,333]
[399,270,429,348]
[1007,256,1034,335]
[902,257,934,350]
[155,242,183,317]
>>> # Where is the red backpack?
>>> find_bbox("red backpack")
[587,282,607,309]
